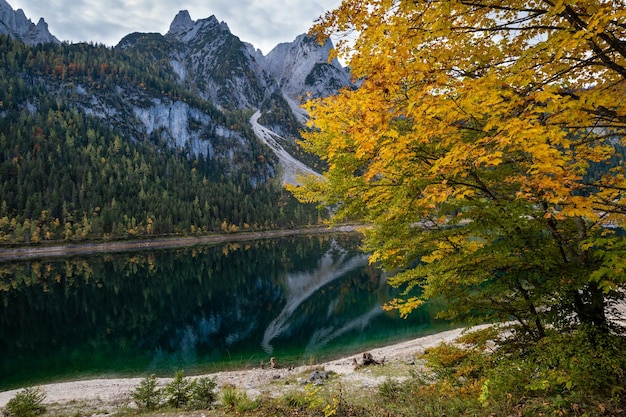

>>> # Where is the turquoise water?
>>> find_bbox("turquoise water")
[0,234,449,391]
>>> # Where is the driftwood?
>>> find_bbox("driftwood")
[363,352,384,365]
[261,357,295,371]
[354,352,385,369]
[260,357,278,369]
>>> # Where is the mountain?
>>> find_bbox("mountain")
[265,33,351,103]
[0,0,58,44]
[0,4,352,244]
[118,10,352,113]
[118,11,277,111]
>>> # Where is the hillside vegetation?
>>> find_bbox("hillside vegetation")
[0,35,321,245]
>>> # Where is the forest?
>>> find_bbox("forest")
[0,35,322,245]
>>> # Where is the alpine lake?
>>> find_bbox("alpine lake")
[0,233,452,391]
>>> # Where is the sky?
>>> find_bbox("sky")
[8,0,342,54]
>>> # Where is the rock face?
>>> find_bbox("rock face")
[0,0,59,44]
[264,33,352,102]
[164,11,277,110]
[167,9,194,36]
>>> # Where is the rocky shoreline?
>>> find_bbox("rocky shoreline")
[0,226,357,262]
[0,326,489,408]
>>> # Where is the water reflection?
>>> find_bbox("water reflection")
[262,239,371,353]
[0,234,447,391]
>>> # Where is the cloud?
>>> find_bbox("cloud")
[7,0,340,53]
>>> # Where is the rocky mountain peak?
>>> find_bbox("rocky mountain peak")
[166,11,229,43]
[0,0,59,44]
[264,33,351,102]
[167,10,194,37]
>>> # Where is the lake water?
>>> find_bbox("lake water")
[0,233,450,391]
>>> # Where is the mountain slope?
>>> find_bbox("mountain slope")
[165,10,276,110]
[0,35,319,243]
[0,5,351,244]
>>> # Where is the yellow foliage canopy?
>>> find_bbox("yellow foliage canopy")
[290,0,626,334]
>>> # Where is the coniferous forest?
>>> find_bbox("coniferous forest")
[0,35,322,245]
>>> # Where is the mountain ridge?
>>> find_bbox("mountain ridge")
[0,0,58,44]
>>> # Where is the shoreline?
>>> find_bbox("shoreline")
[0,226,357,262]
[0,325,489,407]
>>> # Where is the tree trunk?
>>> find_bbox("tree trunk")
[573,281,609,333]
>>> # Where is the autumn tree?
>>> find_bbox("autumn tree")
[291,0,626,339]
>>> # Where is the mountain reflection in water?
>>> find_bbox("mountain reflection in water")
[262,239,371,353]
[0,233,449,391]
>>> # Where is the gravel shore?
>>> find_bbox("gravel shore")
[0,325,489,408]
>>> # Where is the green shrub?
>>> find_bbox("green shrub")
[131,374,162,410]
[164,370,191,409]
[482,328,626,409]
[234,391,258,413]
[3,387,46,417]
[131,372,218,411]
[421,341,489,385]
[280,389,308,409]
[188,376,217,410]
